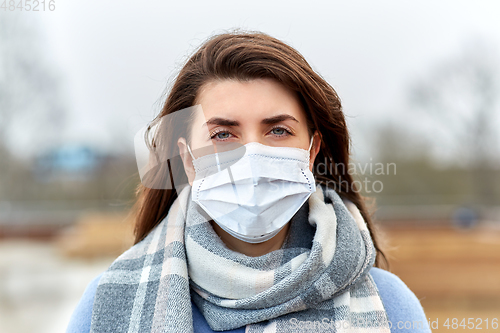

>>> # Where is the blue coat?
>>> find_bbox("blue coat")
[66,267,431,333]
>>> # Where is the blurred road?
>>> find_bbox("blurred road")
[0,240,114,333]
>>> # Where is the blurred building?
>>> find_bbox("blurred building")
[32,144,102,182]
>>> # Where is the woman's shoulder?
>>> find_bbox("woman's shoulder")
[66,273,104,333]
[369,267,431,332]
[370,267,415,296]
[66,272,245,333]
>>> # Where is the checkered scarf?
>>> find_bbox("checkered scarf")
[90,184,390,332]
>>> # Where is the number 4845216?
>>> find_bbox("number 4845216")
[1,0,56,11]
[443,318,499,330]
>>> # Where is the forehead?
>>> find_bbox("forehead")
[194,78,307,123]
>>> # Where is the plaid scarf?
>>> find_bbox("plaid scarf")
[90,184,390,332]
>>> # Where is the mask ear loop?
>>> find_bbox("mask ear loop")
[186,143,196,160]
[307,135,316,174]
[186,143,221,172]
[307,135,314,153]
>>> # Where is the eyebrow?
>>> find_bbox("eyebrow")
[202,114,299,128]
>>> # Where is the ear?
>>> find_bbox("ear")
[177,137,195,186]
[309,131,321,172]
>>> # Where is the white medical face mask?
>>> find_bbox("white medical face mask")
[187,137,316,243]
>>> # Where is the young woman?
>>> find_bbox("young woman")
[66,31,431,333]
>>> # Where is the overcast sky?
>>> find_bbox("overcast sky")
[5,0,500,160]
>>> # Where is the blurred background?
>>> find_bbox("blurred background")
[1,1,499,332]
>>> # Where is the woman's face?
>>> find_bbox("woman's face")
[178,78,321,185]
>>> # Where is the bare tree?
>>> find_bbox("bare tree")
[0,12,68,198]
[0,13,67,154]
[409,40,500,204]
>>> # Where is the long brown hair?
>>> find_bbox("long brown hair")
[132,30,389,269]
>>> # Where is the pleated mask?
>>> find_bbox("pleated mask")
[187,137,316,243]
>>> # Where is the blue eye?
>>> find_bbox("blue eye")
[272,128,285,135]
[210,126,293,141]
[270,126,292,137]
[210,130,233,141]
[217,132,230,139]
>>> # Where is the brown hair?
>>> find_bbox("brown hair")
[132,30,389,269]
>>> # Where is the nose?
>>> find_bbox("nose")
[240,126,267,145]
[238,133,264,146]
